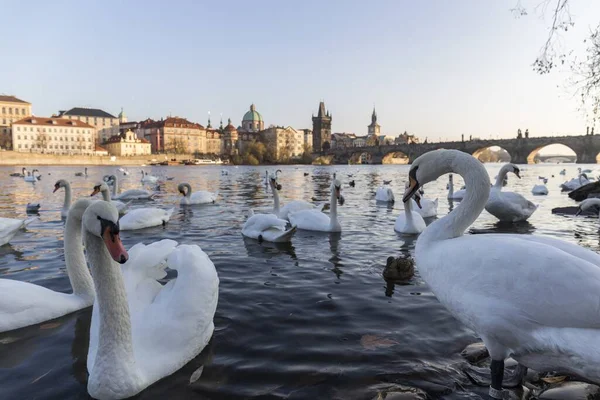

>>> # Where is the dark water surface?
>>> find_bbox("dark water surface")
[0,163,598,399]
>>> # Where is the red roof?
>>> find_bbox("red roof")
[225,124,237,132]
[140,116,204,130]
[13,116,94,129]
[95,145,108,152]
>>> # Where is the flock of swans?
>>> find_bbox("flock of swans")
[2,150,600,399]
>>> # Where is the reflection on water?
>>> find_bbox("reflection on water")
[0,163,597,399]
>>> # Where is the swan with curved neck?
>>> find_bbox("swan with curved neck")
[288,178,344,232]
[269,172,322,220]
[91,182,131,215]
[53,179,73,217]
[485,163,537,222]
[83,201,218,399]
[106,174,155,200]
[404,149,600,398]
[177,183,218,205]
[0,199,95,333]
[394,188,425,234]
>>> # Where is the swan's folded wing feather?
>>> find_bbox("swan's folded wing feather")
[244,214,287,233]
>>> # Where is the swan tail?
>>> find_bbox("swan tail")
[248,209,255,218]
[273,226,296,243]
[164,208,175,220]
[22,217,37,228]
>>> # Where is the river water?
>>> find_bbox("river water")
[0,163,597,399]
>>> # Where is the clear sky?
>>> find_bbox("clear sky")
[2,0,599,142]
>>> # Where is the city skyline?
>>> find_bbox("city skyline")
[2,0,600,141]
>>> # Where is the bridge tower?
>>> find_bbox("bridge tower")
[312,101,332,152]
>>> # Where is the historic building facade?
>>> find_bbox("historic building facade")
[240,104,264,132]
[312,101,332,152]
[368,108,380,137]
[56,107,118,144]
[221,119,239,156]
[139,117,206,154]
[12,116,96,155]
[0,95,32,149]
[261,126,305,160]
[104,129,151,156]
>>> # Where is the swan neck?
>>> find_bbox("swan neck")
[404,199,414,223]
[421,155,490,243]
[273,186,280,213]
[185,183,192,199]
[101,187,111,202]
[84,229,135,369]
[329,185,338,224]
[64,213,94,298]
[112,176,119,195]
[493,165,510,188]
[63,183,72,211]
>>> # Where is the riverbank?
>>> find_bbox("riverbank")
[0,151,196,166]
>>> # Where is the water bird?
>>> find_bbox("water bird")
[269,173,325,221]
[375,186,395,203]
[403,149,600,398]
[90,182,131,215]
[576,198,600,222]
[383,180,392,185]
[486,163,537,222]
[141,171,159,183]
[561,174,590,192]
[412,188,438,218]
[178,183,218,205]
[447,174,465,200]
[75,167,88,177]
[304,172,309,177]
[9,167,27,177]
[395,185,425,234]
[289,177,344,232]
[118,167,130,176]
[24,169,41,182]
[241,210,296,243]
[26,203,41,213]
[0,199,92,333]
[82,201,218,399]
[349,180,355,187]
[383,256,415,281]
[105,174,155,200]
[532,177,549,195]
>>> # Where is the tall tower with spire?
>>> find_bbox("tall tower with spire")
[368,107,380,137]
[312,101,332,152]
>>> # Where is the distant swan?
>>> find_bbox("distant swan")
[90,182,131,215]
[289,177,344,232]
[82,201,219,399]
[178,183,218,205]
[395,186,425,234]
[485,163,537,222]
[241,210,296,243]
[106,174,155,200]
[141,171,159,183]
[412,188,438,218]
[577,198,600,222]
[446,174,465,200]
[404,149,600,398]
[0,199,93,333]
[375,186,395,203]
[269,172,324,220]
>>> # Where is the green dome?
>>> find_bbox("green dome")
[242,104,263,122]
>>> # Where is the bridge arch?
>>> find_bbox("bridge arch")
[472,146,512,163]
[382,151,409,165]
[350,152,373,164]
[527,144,577,164]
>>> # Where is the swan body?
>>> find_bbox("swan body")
[446,174,465,200]
[119,207,174,231]
[561,174,590,191]
[531,184,548,195]
[375,186,395,203]
[91,182,131,215]
[82,202,219,399]
[10,167,27,177]
[118,167,130,176]
[24,169,40,182]
[577,198,600,226]
[178,183,218,205]
[107,174,155,200]
[268,173,323,220]
[75,168,88,177]
[241,210,296,242]
[289,178,344,232]
[0,199,94,332]
[141,171,159,183]
[485,163,537,222]
[404,149,600,395]
[0,217,36,247]
[395,192,426,234]
[412,197,438,218]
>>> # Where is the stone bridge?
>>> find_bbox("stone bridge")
[326,134,600,164]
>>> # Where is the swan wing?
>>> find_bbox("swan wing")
[119,208,173,230]
[279,200,314,219]
[288,209,330,231]
[189,191,217,204]
[132,244,219,383]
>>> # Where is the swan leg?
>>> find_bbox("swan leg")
[489,359,504,399]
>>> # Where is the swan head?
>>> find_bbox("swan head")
[501,163,521,179]
[177,183,188,196]
[576,199,600,216]
[82,201,128,264]
[91,182,109,197]
[269,173,282,191]
[53,179,69,193]
[332,178,345,205]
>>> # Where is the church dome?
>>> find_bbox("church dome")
[242,104,263,122]
[225,118,237,132]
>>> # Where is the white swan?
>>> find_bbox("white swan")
[269,173,323,220]
[119,207,174,231]
[53,179,74,217]
[375,186,395,203]
[178,183,218,205]
[91,182,131,215]
[75,167,88,177]
[485,163,537,222]
[24,169,40,183]
[531,178,549,196]
[141,171,159,183]
[288,178,344,232]
[561,174,590,192]
[447,174,465,200]
[118,167,130,176]
[241,210,296,243]
[395,187,425,234]
[82,201,219,399]
[0,199,94,333]
[412,189,438,218]
[0,216,36,247]
[577,198,600,221]
[404,149,600,398]
[107,174,155,200]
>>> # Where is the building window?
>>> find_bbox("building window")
[8,108,12,114]
[17,135,21,140]
[2,119,5,124]
[18,144,21,149]
[24,135,27,139]
[24,144,28,148]
[1,107,4,113]
[21,108,25,115]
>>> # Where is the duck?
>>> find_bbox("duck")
[0,199,93,332]
[241,210,296,243]
[82,201,219,399]
[288,177,344,232]
[141,171,159,183]
[90,182,131,215]
[304,172,309,177]
[349,180,355,187]
[178,183,218,205]
[447,174,465,200]
[269,173,325,221]
[403,149,600,399]
[375,186,395,203]
[383,180,392,185]
[383,256,415,281]
[75,167,88,177]
[118,206,174,231]
[486,163,537,222]
[394,186,425,234]
[559,168,567,175]
[106,174,155,200]
[26,203,41,213]
[412,188,438,218]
